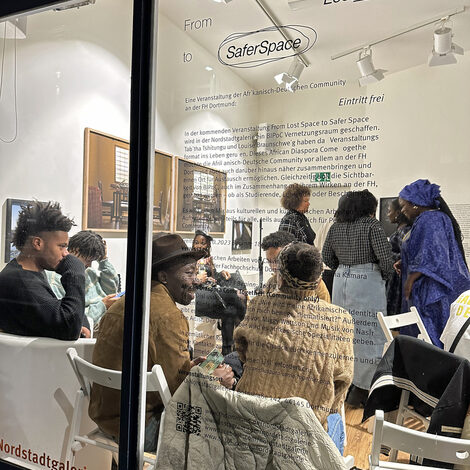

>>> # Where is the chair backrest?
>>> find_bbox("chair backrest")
[66,348,171,406]
[377,307,432,344]
[0,334,106,468]
[370,410,470,468]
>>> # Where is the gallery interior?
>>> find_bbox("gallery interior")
[1,0,470,469]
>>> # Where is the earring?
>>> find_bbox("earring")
[413,205,418,209]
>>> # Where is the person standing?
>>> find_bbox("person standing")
[386,199,411,316]
[397,179,470,347]
[279,183,316,245]
[322,190,393,406]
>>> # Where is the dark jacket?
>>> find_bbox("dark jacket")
[0,255,86,340]
[279,210,316,245]
[364,335,470,468]
[89,282,192,439]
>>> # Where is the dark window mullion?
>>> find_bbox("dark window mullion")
[119,0,157,469]
[0,1,154,470]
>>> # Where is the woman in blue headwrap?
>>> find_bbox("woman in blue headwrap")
[397,179,470,347]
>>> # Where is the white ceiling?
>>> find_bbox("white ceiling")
[160,0,470,89]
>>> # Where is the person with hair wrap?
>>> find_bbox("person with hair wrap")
[46,230,119,328]
[261,230,330,301]
[234,242,353,453]
[397,179,470,347]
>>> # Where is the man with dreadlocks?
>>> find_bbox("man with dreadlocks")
[0,201,89,340]
[46,230,119,329]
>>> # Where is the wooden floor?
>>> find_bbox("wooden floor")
[344,404,425,469]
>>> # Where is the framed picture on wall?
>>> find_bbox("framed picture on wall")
[232,221,253,251]
[83,128,174,233]
[3,198,43,263]
[174,157,227,235]
[379,197,397,238]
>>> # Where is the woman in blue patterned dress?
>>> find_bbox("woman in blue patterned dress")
[397,179,470,347]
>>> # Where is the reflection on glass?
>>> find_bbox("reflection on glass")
[0,2,131,469]
[154,0,470,467]
[1,0,470,467]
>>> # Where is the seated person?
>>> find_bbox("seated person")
[0,201,89,339]
[234,243,354,451]
[193,229,247,355]
[441,290,470,358]
[89,233,234,452]
[47,230,119,328]
[261,230,331,302]
[192,229,230,282]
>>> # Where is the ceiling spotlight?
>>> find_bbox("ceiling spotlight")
[356,48,386,86]
[274,58,304,92]
[428,22,463,67]
[213,0,232,3]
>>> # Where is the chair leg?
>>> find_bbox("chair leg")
[341,403,348,446]
[65,390,85,465]
[389,390,410,462]
[155,409,166,461]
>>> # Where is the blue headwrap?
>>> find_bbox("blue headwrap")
[399,179,441,208]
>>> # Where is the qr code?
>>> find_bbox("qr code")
[176,402,202,436]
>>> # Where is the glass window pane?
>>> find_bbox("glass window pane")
[0,2,133,469]
[153,1,470,467]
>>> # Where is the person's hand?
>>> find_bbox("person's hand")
[80,326,91,338]
[190,356,206,368]
[213,363,235,389]
[102,293,119,310]
[207,276,217,284]
[393,259,402,275]
[220,270,231,280]
[55,254,84,275]
[197,272,208,283]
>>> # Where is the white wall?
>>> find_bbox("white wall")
[0,1,469,293]
[0,0,133,279]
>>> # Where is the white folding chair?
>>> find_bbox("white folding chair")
[377,307,432,352]
[370,409,470,469]
[65,347,171,469]
[376,308,433,458]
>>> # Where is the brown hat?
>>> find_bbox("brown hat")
[152,233,204,268]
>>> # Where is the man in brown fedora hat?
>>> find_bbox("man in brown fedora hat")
[89,233,234,452]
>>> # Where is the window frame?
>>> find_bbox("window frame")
[0,1,156,469]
